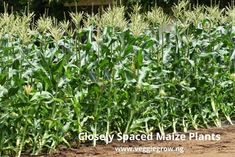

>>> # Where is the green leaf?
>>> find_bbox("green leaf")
[30,91,53,101]
[135,50,143,69]
[0,85,8,98]
[0,75,7,85]
[7,87,19,97]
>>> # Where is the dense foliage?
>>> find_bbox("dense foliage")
[0,1,235,156]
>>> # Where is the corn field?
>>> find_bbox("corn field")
[0,1,235,156]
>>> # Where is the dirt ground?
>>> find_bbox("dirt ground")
[40,125,235,157]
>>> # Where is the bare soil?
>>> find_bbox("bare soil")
[31,125,235,157]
